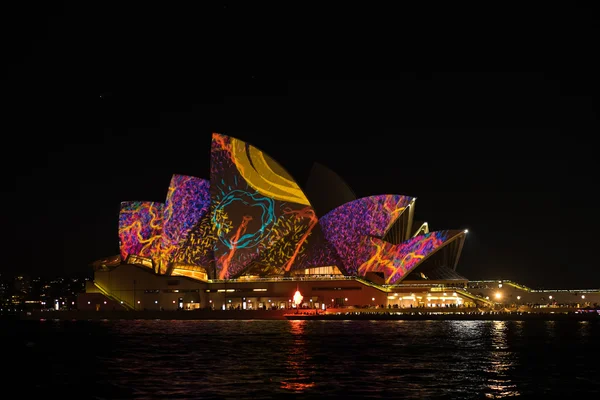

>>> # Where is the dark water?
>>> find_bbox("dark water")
[2,319,600,399]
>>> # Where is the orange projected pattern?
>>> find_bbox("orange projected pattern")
[118,201,164,264]
[218,214,253,279]
[357,230,461,284]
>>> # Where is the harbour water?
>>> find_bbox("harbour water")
[2,319,599,399]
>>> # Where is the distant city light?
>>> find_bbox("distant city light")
[464,229,469,233]
[495,292,502,300]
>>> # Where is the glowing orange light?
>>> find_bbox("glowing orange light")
[293,290,303,306]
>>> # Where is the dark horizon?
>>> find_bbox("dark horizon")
[2,25,597,290]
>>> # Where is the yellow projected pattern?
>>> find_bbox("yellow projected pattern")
[171,268,208,281]
[230,138,310,206]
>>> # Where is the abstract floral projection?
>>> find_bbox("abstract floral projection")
[118,201,164,264]
[115,133,465,283]
[357,230,463,284]
[318,195,414,275]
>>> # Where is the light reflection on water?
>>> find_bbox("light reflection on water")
[281,320,316,392]
[3,319,600,399]
[484,321,519,398]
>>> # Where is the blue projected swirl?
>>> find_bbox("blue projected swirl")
[213,190,276,249]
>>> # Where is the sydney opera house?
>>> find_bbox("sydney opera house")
[80,133,476,311]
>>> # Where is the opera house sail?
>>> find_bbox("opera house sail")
[105,133,468,309]
[115,133,466,284]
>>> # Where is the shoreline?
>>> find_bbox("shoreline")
[284,312,600,321]
[9,308,600,322]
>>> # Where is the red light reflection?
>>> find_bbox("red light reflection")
[280,320,316,392]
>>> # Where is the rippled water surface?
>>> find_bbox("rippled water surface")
[3,319,600,399]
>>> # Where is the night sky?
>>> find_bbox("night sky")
[1,5,597,289]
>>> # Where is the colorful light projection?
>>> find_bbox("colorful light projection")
[172,208,219,276]
[118,201,164,264]
[210,133,316,278]
[251,205,320,275]
[357,230,464,284]
[319,195,414,275]
[159,175,210,273]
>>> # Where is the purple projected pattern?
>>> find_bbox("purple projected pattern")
[357,230,463,284]
[159,175,210,273]
[118,201,164,262]
[319,195,414,275]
